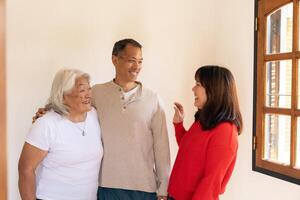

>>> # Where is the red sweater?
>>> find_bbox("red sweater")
[168,121,238,200]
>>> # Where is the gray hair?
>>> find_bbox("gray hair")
[45,68,90,116]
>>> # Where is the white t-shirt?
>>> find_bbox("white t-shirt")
[122,84,140,101]
[26,107,103,200]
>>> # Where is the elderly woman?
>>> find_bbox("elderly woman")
[18,69,103,200]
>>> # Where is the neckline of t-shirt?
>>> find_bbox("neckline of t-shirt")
[65,113,88,125]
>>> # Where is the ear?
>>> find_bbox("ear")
[112,55,118,66]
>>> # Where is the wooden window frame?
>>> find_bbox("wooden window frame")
[254,0,300,184]
[0,0,6,198]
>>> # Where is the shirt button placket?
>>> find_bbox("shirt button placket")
[119,87,126,111]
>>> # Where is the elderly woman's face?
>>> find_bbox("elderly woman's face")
[64,76,92,115]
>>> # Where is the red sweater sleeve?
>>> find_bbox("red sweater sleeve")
[192,124,238,200]
[173,122,187,145]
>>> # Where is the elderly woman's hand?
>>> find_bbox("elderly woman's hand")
[173,102,184,123]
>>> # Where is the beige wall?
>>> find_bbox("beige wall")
[6,0,215,199]
[6,0,300,199]
[214,0,300,200]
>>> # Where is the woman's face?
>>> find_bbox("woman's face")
[64,76,92,115]
[192,80,207,109]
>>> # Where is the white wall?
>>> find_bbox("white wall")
[6,0,215,199]
[214,0,300,200]
[6,0,300,200]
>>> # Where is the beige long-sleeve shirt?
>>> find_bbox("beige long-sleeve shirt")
[92,80,170,196]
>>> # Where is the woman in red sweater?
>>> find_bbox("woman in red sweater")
[168,65,243,200]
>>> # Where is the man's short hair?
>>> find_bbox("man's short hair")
[112,39,142,56]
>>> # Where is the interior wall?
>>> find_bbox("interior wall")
[7,0,300,200]
[0,0,6,199]
[6,0,216,199]
[214,0,300,200]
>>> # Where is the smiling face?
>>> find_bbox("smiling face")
[192,80,207,109]
[112,44,143,84]
[63,76,92,115]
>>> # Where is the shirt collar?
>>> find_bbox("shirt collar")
[109,80,143,99]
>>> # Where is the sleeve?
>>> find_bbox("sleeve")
[151,95,171,196]
[25,117,52,151]
[191,125,238,200]
[173,122,187,145]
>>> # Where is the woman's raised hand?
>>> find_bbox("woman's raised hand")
[173,102,184,123]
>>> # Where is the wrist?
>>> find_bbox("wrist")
[173,121,183,124]
[173,119,183,123]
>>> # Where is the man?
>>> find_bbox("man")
[92,39,170,200]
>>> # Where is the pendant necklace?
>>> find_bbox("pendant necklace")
[74,120,87,136]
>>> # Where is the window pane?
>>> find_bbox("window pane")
[266,3,293,54]
[296,118,300,168]
[266,60,292,108]
[264,114,291,165]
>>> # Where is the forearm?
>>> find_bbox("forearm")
[151,98,171,195]
[173,122,186,144]
[153,128,170,196]
[19,170,36,200]
[154,141,170,196]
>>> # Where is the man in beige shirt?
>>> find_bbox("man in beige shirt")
[93,39,170,200]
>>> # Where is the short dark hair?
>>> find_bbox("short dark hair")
[112,38,142,56]
[194,65,243,134]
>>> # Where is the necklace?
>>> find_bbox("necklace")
[73,120,87,136]
[68,114,87,136]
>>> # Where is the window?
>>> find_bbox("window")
[254,0,300,184]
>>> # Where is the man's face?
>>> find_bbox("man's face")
[112,44,143,83]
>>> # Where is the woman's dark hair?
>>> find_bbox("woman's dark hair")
[194,65,243,134]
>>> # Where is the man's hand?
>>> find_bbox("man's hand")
[157,196,167,200]
[32,107,48,123]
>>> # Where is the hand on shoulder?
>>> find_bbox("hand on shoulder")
[32,107,49,123]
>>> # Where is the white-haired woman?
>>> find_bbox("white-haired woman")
[18,69,103,200]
